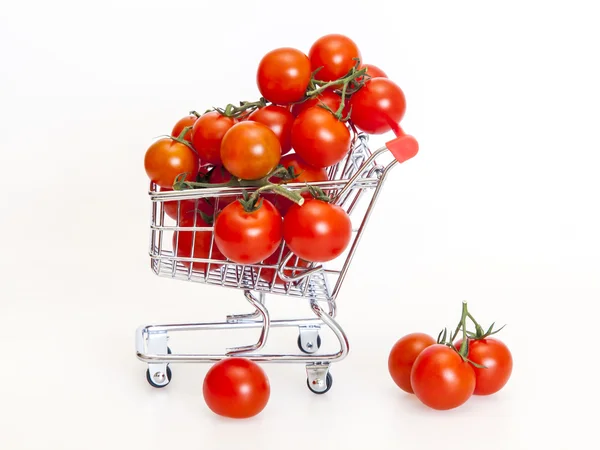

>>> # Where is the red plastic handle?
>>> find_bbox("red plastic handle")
[386,123,419,163]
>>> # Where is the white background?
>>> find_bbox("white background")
[1,0,599,449]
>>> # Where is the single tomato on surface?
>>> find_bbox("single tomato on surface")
[221,121,281,180]
[410,344,476,410]
[248,105,294,155]
[203,358,270,419]
[350,78,406,135]
[214,199,283,265]
[454,338,513,396]
[144,138,199,189]
[171,113,198,142]
[291,106,351,168]
[283,199,352,263]
[309,34,361,82]
[388,333,436,394]
[173,213,224,273]
[191,111,235,165]
[257,47,311,105]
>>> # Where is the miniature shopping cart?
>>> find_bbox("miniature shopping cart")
[135,127,418,394]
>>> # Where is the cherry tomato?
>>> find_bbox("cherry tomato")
[360,63,387,79]
[214,199,283,264]
[291,106,351,168]
[203,358,270,419]
[173,213,223,273]
[248,105,294,155]
[161,187,214,222]
[208,165,237,209]
[191,111,235,165]
[144,138,199,189]
[454,338,513,396]
[258,250,310,285]
[257,47,311,105]
[410,344,476,410]
[349,78,406,135]
[283,199,352,262]
[171,114,197,142]
[388,333,436,394]
[221,121,281,180]
[269,153,329,215]
[291,89,343,117]
[309,34,361,82]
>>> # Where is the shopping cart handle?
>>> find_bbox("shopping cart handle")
[386,125,419,163]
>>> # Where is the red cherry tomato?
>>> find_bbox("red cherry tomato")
[161,187,214,222]
[191,111,235,165]
[291,89,345,118]
[248,105,294,155]
[144,138,199,189]
[388,333,436,394]
[349,78,406,135]
[410,344,476,410]
[220,121,281,180]
[283,199,352,263]
[291,106,351,168]
[214,199,283,264]
[171,114,198,142]
[208,166,237,210]
[309,34,361,82]
[258,250,310,285]
[360,63,387,79]
[203,358,270,419]
[173,213,224,273]
[257,47,311,105]
[454,338,513,396]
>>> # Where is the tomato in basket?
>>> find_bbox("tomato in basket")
[162,190,214,222]
[283,198,352,263]
[290,88,348,118]
[309,34,361,82]
[214,198,283,265]
[144,137,199,190]
[191,111,235,165]
[173,213,224,273]
[349,77,406,135]
[171,113,198,142]
[258,249,310,285]
[257,47,311,105]
[247,105,294,155]
[291,106,351,169]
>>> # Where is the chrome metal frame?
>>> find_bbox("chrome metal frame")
[136,132,409,392]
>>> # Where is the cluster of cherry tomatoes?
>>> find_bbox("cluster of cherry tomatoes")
[144,34,409,280]
[388,302,513,410]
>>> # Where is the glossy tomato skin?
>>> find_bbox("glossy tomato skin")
[388,333,436,394]
[214,199,283,264]
[291,89,345,118]
[171,114,197,142]
[283,199,352,263]
[291,107,351,168]
[269,153,329,215]
[191,111,235,165]
[309,34,361,82]
[411,344,476,410]
[248,105,294,155]
[257,47,311,105]
[203,358,270,419]
[350,78,406,135]
[258,250,310,285]
[220,121,281,180]
[454,338,513,396]
[144,138,199,189]
[173,213,224,273]
[360,63,387,79]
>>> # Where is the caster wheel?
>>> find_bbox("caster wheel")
[307,372,333,395]
[297,334,321,354]
[145,347,172,388]
[146,366,172,388]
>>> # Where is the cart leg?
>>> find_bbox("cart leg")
[226,292,266,323]
[145,331,171,388]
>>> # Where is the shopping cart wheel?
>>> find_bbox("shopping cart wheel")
[297,327,321,354]
[297,334,321,354]
[307,372,333,395]
[146,366,172,388]
[145,347,172,388]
